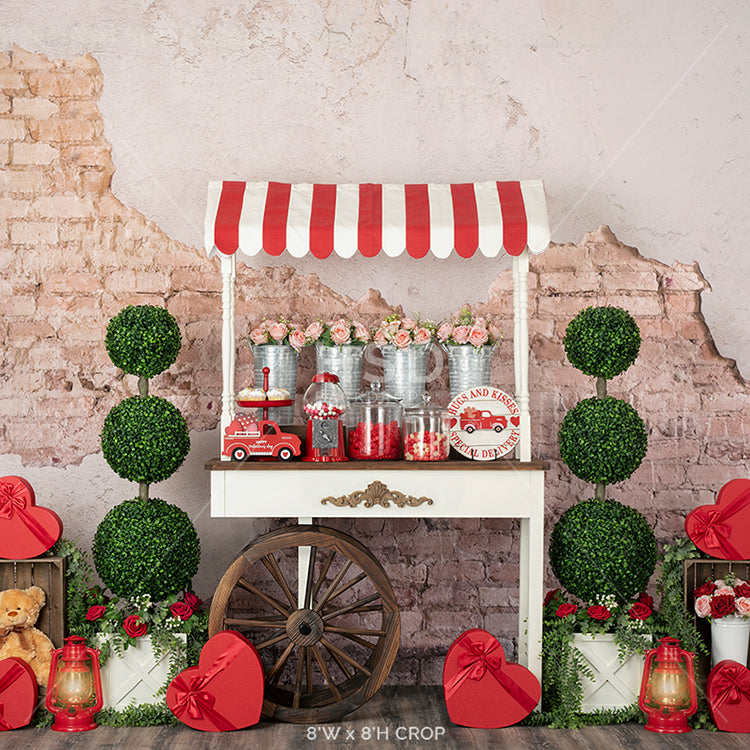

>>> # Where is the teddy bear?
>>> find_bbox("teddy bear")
[0,586,55,687]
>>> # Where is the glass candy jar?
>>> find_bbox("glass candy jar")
[347,382,403,460]
[403,394,450,461]
[302,372,348,462]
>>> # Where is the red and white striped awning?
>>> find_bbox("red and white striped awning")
[205,180,550,261]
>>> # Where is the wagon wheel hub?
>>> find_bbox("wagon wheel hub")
[286,608,324,646]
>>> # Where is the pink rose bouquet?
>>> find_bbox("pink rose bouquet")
[437,307,501,349]
[248,317,307,352]
[305,317,371,347]
[373,314,436,349]
[694,573,750,620]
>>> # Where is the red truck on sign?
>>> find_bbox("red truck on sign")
[457,408,508,434]
[223,415,301,461]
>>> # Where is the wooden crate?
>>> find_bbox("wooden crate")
[0,556,66,647]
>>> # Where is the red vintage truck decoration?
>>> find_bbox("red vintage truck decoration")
[457,407,508,433]
[223,415,301,461]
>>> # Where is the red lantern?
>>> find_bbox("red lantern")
[638,636,697,733]
[45,636,103,732]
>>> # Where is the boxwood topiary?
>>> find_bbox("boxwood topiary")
[106,305,181,379]
[549,497,657,603]
[93,497,200,601]
[558,396,647,484]
[563,306,641,380]
[101,396,190,484]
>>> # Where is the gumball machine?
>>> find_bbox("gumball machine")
[302,372,348,462]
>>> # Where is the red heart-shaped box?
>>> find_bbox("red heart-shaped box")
[442,628,540,728]
[0,476,62,559]
[167,630,264,731]
[0,657,38,731]
[707,659,750,732]
[685,478,750,560]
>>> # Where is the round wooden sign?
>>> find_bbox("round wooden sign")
[447,387,521,461]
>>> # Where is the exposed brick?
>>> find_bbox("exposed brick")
[11,47,57,71]
[11,141,59,165]
[0,117,26,140]
[0,71,26,90]
[9,220,58,244]
[27,70,96,98]
[29,117,99,143]
[32,194,94,219]
[12,96,59,117]
[43,271,102,294]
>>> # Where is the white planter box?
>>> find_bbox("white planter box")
[99,634,186,710]
[573,633,646,712]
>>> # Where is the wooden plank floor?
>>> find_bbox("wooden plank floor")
[10,687,744,749]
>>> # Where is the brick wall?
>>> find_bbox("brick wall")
[3,48,750,682]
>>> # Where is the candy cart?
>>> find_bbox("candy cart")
[203,180,550,722]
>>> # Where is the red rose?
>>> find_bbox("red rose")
[85,605,106,622]
[556,602,578,618]
[184,591,203,613]
[544,588,561,607]
[170,601,193,621]
[638,592,654,608]
[587,605,611,622]
[628,602,653,621]
[123,614,148,638]
[734,582,750,598]
[711,594,736,619]
[693,581,717,597]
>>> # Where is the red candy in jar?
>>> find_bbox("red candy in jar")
[347,382,403,460]
[403,394,450,461]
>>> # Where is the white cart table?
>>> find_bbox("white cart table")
[203,179,551,722]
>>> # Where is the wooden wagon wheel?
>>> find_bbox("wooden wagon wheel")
[209,525,400,724]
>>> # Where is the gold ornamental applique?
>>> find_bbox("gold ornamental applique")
[321,480,433,509]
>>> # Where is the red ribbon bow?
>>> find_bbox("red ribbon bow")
[712,665,750,709]
[691,489,750,560]
[0,479,56,550]
[444,635,537,712]
[171,639,247,731]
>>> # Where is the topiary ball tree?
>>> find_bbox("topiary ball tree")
[93,497,200,601]
[563,306,641,380]
[101,396,190,484]
[106,304,181,381]
[558,397,647,485]
[549,497,658,603]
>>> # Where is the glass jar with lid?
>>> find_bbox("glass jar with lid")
[347,381,403,460]
[403,394,450,461]
[302,372,348,462]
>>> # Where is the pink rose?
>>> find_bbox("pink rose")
[170,601,193,621]
[715,586,735,598]
[392,329,412,349]
[85,605,106,622]
[288,329,306,352]
[473,316,487,327]
[694,594,712,618]
[401,318,416,331]
[249,327,267,345]
[386,320,401,337]
[123,614,148,638]
[330,321,351,346]
[488,323,502,341]
[374,328,387,345]
[736,597,750,617]
[437,323,454,342]
[453,325,470,344]
[305,321,324,341]
[353,323,370,343]
[268,321,288,341]
[468,326,489,348]
[184,591,203,612]
[413,327,432,346]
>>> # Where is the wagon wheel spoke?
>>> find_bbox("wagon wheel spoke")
[325,627,380,647]
[260,553,297,608]
[267,642,295,685]
[322,640,353,680]
[320,637,372,676]
[322,592,381,621]
[311,549,336,602]
[224,616,287,629]
[311,644,342,702]
[255,631,290,650]
[314,559,354,612]
[236,578,291,617]
[323,570,368,605]
[303,546,318,610]
[293,647,307,709]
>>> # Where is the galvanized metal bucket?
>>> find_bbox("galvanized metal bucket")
[252,344,298,424]
[315,343,365,404]
[379,343,431,408]
[444,344,495,399]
